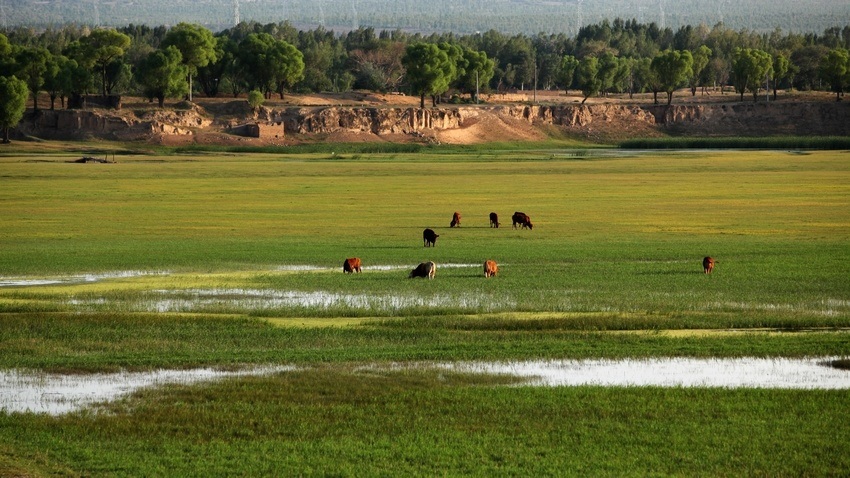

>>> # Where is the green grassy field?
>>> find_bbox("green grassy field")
[1,146,849,476]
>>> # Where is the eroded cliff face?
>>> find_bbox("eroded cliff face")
[262,107,464,135]
[491,104,658,128]
[17,101,850,143]
[267,104,657,134]
[22,107,212,140]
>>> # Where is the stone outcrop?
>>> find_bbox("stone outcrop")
[24,109,143,140]
[265,107,464,135]
[490,104,658,128]
[21,109,203,140]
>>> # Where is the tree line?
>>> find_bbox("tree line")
[2,19,850,141]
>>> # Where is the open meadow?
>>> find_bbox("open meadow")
[1,146,849,476]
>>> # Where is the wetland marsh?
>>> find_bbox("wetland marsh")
[1,147,848,475]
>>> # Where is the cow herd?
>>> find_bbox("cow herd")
[409,211,533,278]
[342,211,530,279]
[343,211,717,278]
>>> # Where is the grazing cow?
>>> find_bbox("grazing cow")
[484,260,498,278]
[450,211,461,228]
[512,211,533,230]
[423,228,439,247]
[409,261,436,279]
[343,257,362,273]
[489,212,500,228]
[703,256,716,274]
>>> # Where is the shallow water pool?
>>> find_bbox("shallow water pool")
[2,358,847,416]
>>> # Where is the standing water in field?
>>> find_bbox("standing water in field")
[0,270,170,287]
[434,357,850,389]
[2,358,848,416]
[0,366,294,415]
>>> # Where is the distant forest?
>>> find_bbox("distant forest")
[2,16,849,111]
[1,0,849,35]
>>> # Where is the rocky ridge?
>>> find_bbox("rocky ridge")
[17,100,850,144]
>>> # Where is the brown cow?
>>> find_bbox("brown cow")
[343,257,362,273]
[703,256,716,274]
[423,228,439,247]
[484,260,498,278]
[512,212,533,230]
[409,261,436,279]
[450,211,461,228]
[489,212,500,228]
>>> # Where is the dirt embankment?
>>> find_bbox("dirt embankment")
[16,94,850,145]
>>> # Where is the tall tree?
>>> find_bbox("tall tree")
[633,57,662,104]
[0,33,13,77]
[772,53,791,100]
[270,39,305,99]
[597,52,619,96]
[455,47,494,102]
[103,60,132,98]
[135,46,189,107]
[437,42,463,103]
[238,33,304,99]
[498,35,535,90]
[42,54,64,110]
[732,48,773,102]
[56,58,92,109]
[576,56,601,104]
[195,36,229,98]
[790,45,829,91]
[706,56,731,93]
[15,46,50,112]
[0,75,29,143]
[651,49,694,105]
[297,29,344,92]
[688,45,712,96]
[161,23,219,101]
[557,55,579,95]
[402,42,453,108]
[615,57,635,98]
[819,48,850,101]
[74,29,132,97]
[217,37,248,98]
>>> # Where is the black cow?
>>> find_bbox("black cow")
[409,261,436,279]
[423,228,439,247]
[489,212,500,228]
[512,212,533,230]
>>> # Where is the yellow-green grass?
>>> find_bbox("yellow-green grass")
[1,145,848,334]
[1,147,848,363]
[1,149,848,324]
[1,149,848,268]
